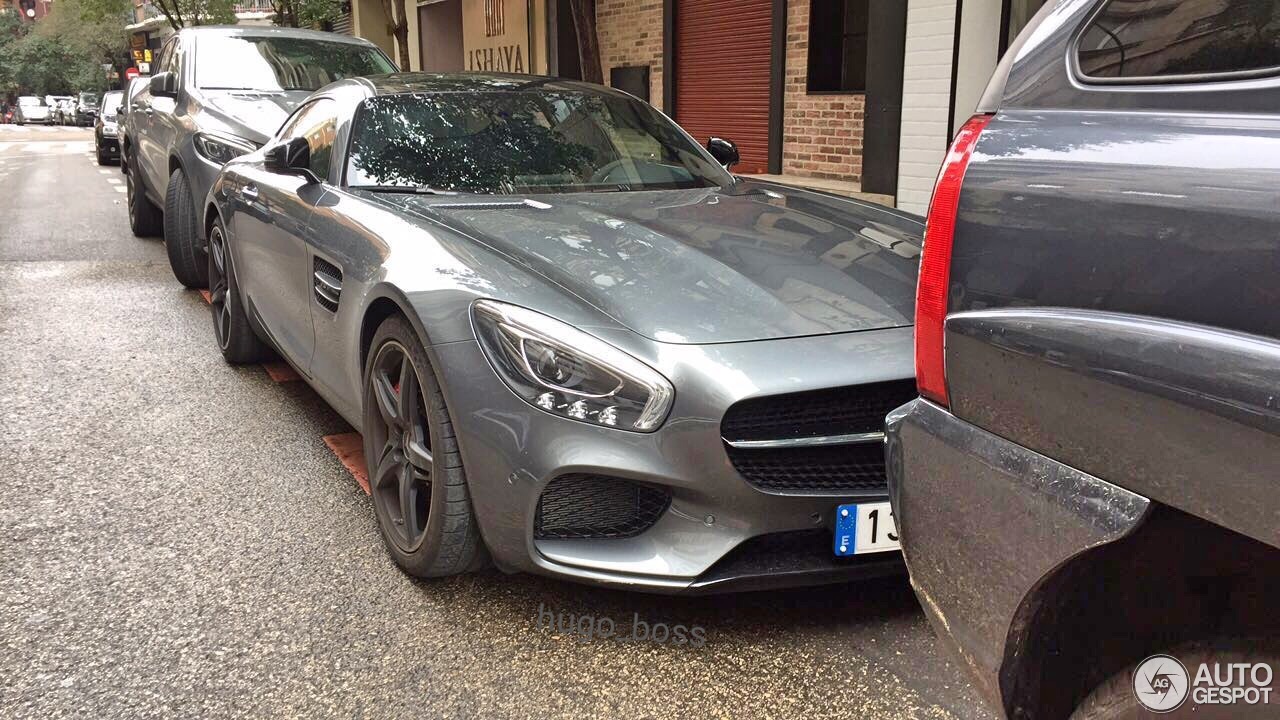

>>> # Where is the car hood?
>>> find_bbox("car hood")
[200,90,312,144]
[388,183,921,344]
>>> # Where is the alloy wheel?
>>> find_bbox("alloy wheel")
[367,341,433,552]
[207,225,232,350]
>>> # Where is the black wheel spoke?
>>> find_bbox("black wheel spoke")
[394,356,418,431]
[398,465,418,540]
[405,437,432,471]
[373,370,401,429]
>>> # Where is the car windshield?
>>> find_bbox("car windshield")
[19,97,43,106]
[346,90,734,194]
[80,93,99,106]
[194,35,395,92]
[101,92,123,117]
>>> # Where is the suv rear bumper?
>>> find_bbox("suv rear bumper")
[884,399,1150,713]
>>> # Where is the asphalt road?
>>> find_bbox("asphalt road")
[0,126,995,720]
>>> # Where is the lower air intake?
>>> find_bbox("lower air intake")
[534,474,670,540]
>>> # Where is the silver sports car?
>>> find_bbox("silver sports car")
[203,73,922,593]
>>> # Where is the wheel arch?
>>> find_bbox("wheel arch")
[999,505,1280,719]
[203,199,222,240]
[358,285,441,374]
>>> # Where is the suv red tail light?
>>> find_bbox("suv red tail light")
[915,114,992,407]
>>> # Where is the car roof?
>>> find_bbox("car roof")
[337,72,630,98]
[177,25,380,47]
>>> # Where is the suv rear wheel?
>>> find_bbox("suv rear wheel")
[126,155,162,238]
[1072,641,1279,719]
[163,168,208,288]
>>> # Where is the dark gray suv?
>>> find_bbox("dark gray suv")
[886,0,1280,718]
[124,26,394,288]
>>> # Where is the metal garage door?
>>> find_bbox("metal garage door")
[674,0,773,174]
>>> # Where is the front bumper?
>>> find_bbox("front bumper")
[432,327,916,593]
[97,135,120,156]
[885,399,1149,713]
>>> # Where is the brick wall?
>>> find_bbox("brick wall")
[596,0,666,110]
[781,0,865,182]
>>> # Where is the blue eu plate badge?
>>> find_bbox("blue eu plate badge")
[834,501,900,556]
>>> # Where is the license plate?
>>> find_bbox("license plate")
[833,501,900,556]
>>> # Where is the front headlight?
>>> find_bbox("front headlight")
[472,300,674,432]
[193,132,258,166]
[102,122,117,136]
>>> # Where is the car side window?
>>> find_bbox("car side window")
[279,99,340,182]
[1078,0,1280,81]
[156,38,175,76]
[170,38,184,80]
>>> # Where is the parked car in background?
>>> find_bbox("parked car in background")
[125,25,395,289]
[95,90,124,165]
[14,96,49,125]
[118,77,150,174]
[74,91,100,126]
[47,96,73,124]
[886,0,1280,718]
[203,73,922,591]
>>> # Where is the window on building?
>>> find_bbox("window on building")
[1078,0,1280,80]
[807,0,869,92]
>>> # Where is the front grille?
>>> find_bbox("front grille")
[728,443,889,493]
[722,380,916,494]
[534,474,670,540]
[722,379,917,442]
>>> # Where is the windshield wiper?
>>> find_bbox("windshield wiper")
[349,185,459,195]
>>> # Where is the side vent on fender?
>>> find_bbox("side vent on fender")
[313,257,342,313]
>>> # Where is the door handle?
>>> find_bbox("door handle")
[240,185,259,201]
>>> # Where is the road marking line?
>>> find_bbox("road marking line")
[113,185,126,193]
[107,178,121,184]
[322,433,369,494]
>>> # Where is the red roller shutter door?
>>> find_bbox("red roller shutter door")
[675,0,773,175]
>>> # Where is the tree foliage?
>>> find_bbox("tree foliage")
[0,0,130,95]
[145,0,238,32]
[273,0,341,29]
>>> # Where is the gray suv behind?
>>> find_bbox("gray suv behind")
[886,0,1280,718]
[125,26,394,288]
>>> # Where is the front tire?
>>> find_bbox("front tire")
[207,217,270,364]
[163,168,208,288]
[95,141,109,166]
[126,157,163,238]
[362,315,487,578]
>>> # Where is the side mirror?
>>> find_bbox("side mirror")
[707,137,740,168]
[149,71,177,98]
[264,137,317,182]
